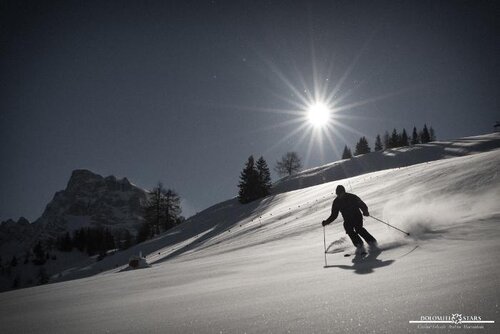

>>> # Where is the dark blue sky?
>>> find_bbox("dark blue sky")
[1,0,499,221]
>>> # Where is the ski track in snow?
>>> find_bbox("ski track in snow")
[1,135,499,333]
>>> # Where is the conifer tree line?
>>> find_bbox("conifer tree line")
[343,124,436,158]
[3,230,117,270]
[238,152,303,204]
[55,227,118,256]
[341,146,352,159]
[355,137,371,155]
[383,124,435,149]
[238,155,273,204]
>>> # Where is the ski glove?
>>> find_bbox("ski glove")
[363,211,370,217]
[322,220,329,226]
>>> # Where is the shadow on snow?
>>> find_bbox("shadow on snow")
[323,243,419,274]
[324,248,395,274]
[150,195,285,265]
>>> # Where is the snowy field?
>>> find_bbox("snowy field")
[1,136,499,333]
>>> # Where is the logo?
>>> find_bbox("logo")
[409,313,495,330]
[451,314,462,325]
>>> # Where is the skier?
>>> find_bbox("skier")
[322,185,377,254]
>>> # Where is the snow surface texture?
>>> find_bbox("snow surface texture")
[0,134,499,333]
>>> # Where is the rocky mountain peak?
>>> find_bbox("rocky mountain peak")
[65,169,133,195]
[66,169,104,192]
[33,169,148,237]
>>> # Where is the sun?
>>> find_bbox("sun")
[307,102,330,128]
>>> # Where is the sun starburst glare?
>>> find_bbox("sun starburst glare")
[224,43,403,167]
[307,102,330,128]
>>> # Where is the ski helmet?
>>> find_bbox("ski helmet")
[336,185,346,195]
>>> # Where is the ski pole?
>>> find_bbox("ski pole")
[323,225,328,267]
[369,215,410,236]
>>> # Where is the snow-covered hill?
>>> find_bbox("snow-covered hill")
[0,133,499,333]
[273,132,500,194]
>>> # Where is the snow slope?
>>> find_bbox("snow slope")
[273,133,500,194]
[0,135,499,333]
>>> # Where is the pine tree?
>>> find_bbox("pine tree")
[362,136,371,154]
[401,128,409,146]
[354,137,371,155]
[162,189,182,231]
[144,183,166,236]
[33,241,46,265]
[256,156,272,197]
[274,152,302,177]
[389,129,399,148]
[341,145,353,159]
[411,126,419,145]
[383,131,390,149]
[429,126,436,141]
[421,124,431,143]
[238,155,260,203]
[374,135,383,151]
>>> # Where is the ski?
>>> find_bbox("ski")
[325,248,346,254]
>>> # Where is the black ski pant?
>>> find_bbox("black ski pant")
[343,219,376,247]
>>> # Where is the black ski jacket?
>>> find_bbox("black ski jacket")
[324,193,369,225]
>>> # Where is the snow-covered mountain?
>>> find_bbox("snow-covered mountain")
[0,169,148,292]
[1,133,499,333]
[0,169,147,247]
